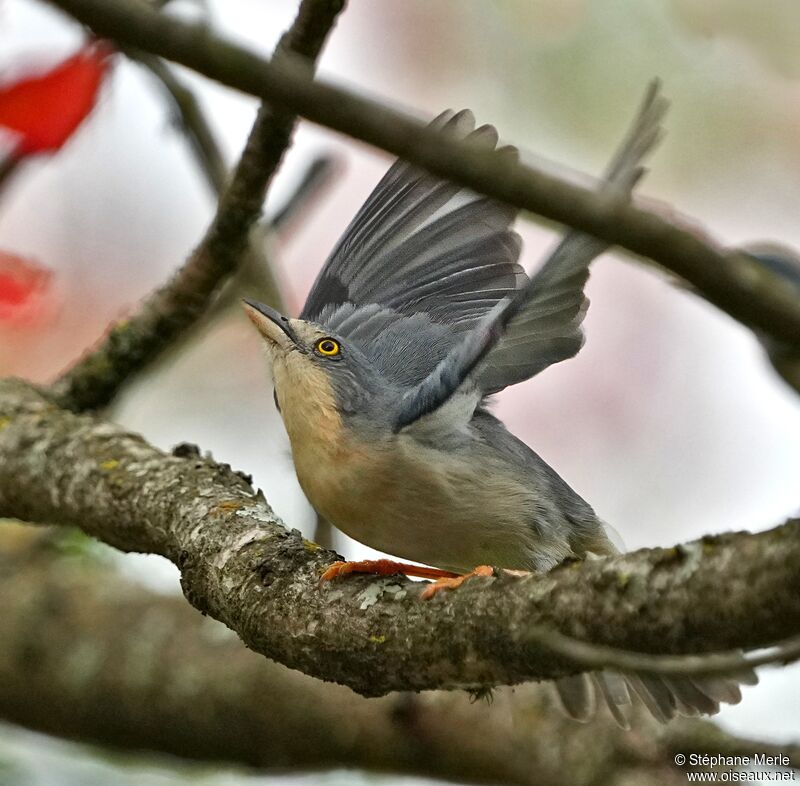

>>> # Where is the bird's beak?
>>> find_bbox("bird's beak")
[241,298,298,350]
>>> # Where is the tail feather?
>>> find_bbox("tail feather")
[731,668,760,686]
[554,674,595,722]
[554,668,757,727]
[662,676,719,716]
[592,672,632,730]
[688,675,742,706]
[627,675,677,723]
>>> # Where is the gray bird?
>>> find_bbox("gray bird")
[244,84,754,726]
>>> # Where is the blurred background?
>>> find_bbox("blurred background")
[1,0,799,782]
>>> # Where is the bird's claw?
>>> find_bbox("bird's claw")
[419,564,496,600]
[319,559,459,585]
[319,560,353,583]
[319,561,523,599]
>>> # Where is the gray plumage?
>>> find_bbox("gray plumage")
[245,82,755,727]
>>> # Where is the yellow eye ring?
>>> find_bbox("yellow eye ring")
[315,337,340,357]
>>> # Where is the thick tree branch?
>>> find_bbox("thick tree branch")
[49,0,346,412]
[5,530,794,785]
[43,0,800,348]
[0,379,798,698]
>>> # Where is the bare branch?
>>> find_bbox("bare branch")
[43,0,800,348]
[5,529,793,785]
[268,153,336,232]
[1,379,798,697]
[49,0,346,412]
[525,625,800,679]
[129,51,228,194]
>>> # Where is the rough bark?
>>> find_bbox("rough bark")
[44,0,800,347]
[1,379,798,698]
[1,527,796,786]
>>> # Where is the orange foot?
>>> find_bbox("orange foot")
[320,559,460,584]
[420,564,496,600]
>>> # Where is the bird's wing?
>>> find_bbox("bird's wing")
[300,111,526,387]
[394,81,667,431]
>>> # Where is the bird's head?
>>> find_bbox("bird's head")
[242,299,390,441]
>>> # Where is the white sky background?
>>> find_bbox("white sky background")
[1,0,799,776]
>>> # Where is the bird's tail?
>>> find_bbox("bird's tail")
[554,668,758,728]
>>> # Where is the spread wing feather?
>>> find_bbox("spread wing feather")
[474,80,668,395]
[301,111,526,388]
[395,81,668,430]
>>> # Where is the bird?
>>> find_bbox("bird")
[243,83,754,726]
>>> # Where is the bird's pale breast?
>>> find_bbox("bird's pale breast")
[272,351,577,571]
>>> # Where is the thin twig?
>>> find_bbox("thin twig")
[525,624,800,679]
[42,0,800,348]
[49,0,347,412]
[268,153,336,233]
[129,50,227,194]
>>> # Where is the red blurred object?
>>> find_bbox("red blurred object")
[0,251,53,324]
[0,42,111,157]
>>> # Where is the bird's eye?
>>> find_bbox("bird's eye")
[315,337,340,357]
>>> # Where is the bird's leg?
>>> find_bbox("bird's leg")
[320,561,529,598]
[419,564,496,599]
[320,559,460,583]
[419,566,530,599]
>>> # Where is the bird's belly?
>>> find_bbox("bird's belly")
[292,433,544,573]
